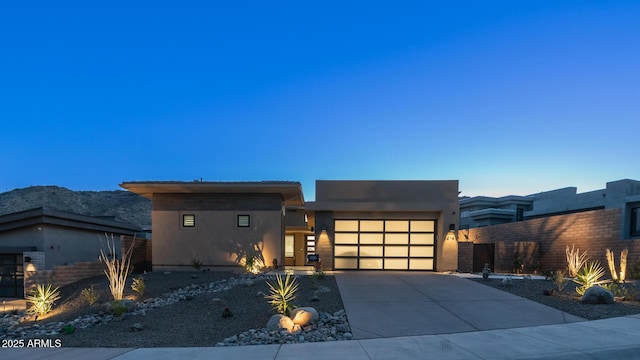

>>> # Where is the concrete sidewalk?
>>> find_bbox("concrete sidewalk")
[4,315,640,359]
[336,271,584,339]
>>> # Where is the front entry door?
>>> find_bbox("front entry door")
[294,235,306,266]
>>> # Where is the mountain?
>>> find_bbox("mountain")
[0,186,151,227]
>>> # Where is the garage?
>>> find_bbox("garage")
[333,219,436,270]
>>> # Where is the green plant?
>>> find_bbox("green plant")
[131,276,145,297]
[244,255,263,274]
[81,285,100,312]
[265,274,298,316]
[513,254,523,274]
[62,324,76,334]
[111,300,127,318]
[100,233,135,301]
[222,307,233,318]
[26,284,61,317]
[573,261,607,296]
[566,244,589,278]
[552,270,568,292]
[600,282,638,301]
[192,258,202,270]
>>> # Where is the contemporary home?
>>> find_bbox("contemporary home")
[459,179,640,238]
[121,179,460,272]
[120,181,305,271]
[457,179,640,273]
[0,207,142,297]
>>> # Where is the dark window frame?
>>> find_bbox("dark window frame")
[182,214,195,227]
[237,214,250,228]
[631,207,640,237]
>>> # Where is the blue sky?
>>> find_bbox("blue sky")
[1,1,638,199]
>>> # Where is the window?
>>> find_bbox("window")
[285,235,295,257]
[516,208,524,221]
[632,207,640,237]
[306,235,316,253]
[237,215,250,227]
[183,214,195,227]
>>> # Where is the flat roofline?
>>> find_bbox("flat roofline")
[120,181,304,205]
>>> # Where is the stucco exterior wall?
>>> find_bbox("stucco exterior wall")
[311,180,459,271]
[152,193,284,270]
[42,225,121,269]
[0,226,43,252]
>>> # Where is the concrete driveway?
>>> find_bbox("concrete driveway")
[335,271,584,339]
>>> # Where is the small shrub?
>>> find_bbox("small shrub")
[111,300,127,318]
[81,285,100,313]
[573,261,606,296]
[600,282,638,301]
[244,255,263,274]
[192,258,202,270]
[552,270,568,292]
[265,273,298,316]
[222,308,233,318]
[62,325,76,334]
[26,284,61,317]
[131,276,145,297]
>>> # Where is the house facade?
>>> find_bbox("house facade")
[120,181,305,270]
[121,179,460,272]
[0,207,142,297]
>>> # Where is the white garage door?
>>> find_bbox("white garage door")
[333,219,436,270]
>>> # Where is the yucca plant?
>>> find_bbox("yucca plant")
[566,244,589,277]
[573,261,607,296]
[265,274,298,316]
[26,284,61,317]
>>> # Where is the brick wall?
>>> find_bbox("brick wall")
[458,208,640,274]
[457,242,473,273]
[24,261,105,295]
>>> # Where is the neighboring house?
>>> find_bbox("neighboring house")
[121,179,460,272]
[306,180,460,271]
[120,181,305,271]
[0,207,142,297]
[457,179,640,273]
[460,179,640,238]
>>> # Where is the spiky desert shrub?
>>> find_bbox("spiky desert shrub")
[552,270,568,292]
[573,261,606,296]
[26,284,61,317]
[566,244,588,277]
[265,274,298,316]
[131,276,145,297]
[81,285,99,312]
[100,233,135,301]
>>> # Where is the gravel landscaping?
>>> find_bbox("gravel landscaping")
[471,275,640,320]
[5,271,640,348]
[1,270,348,347]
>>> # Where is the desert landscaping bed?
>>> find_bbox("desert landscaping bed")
[471,276,640,320]
[1,270,348,347]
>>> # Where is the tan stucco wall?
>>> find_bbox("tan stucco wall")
[151,193,285,270]
[311,180,460,271]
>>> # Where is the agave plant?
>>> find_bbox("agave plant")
[265,274,298,316]
[573,261,607,296]
[26,283,61,317]
[566,244,589,278]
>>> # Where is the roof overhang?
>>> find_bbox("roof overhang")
[120,181,304,206]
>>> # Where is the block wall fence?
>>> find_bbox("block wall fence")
[24,235,152,295]
[457,208,640,274]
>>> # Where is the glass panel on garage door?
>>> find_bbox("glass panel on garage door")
[333,219,436,270]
